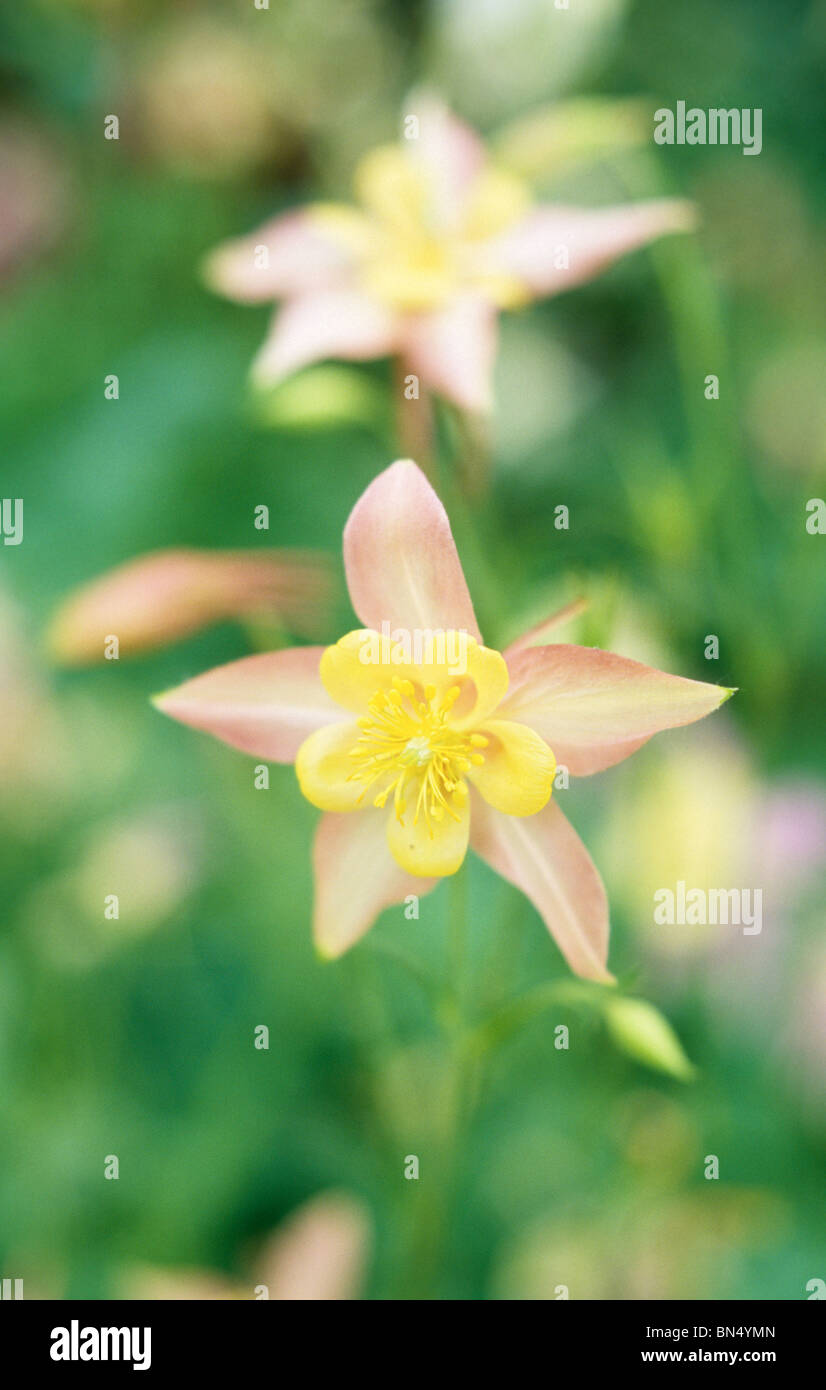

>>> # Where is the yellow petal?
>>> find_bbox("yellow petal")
[319,629,509,726]
[319,630,385,713]
[353,145,428,235]
[460,166,531,242]
[450,641,510,727]
[362,245,456,314]
[467,719,555,816]
[386,794,470,877]
[295,721,365,811]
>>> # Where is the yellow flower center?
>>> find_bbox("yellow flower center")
[363,231,459,313]
[311,144,534,313]
[295,628,558,880]
[346,676,488,836]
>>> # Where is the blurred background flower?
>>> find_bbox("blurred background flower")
[203,94,692,415]
[122,1190,371,1300]
[133,19,284,183]
[0,119,69,282]
[493,1184,788,1300]
[47,547,334,662]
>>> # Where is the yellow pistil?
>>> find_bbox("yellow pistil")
[346,677,485,837]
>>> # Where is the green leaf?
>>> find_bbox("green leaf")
[492,98,650,185]
[251,365,387,433]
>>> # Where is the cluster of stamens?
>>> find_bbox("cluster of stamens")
[347,677,488,836]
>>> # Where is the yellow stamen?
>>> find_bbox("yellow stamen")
[346,679,487,837]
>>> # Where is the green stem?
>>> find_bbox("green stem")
[403,866,478,1297]
[468,978,610,1058]
[447,860,468,1011]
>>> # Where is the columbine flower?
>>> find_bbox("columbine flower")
[154,460,733,980]
[47,547,332,663]
[204,98,693,414]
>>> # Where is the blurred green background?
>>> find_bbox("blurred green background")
[1,0,824,1299]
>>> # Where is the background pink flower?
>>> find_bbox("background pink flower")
[205,98,693,413]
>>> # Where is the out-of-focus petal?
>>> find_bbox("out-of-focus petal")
[204,208,368,303]
[504,597,588,659]
[295,720,367,812]
[410,93,486,229]
[313,810,436,958]
[48,548,333,663]
[460,165,532,243]
[318,629,506,725]
[252,289,399,385]
[387,794,470,877]
[468,719,555,816]
[257,1192,371,1300]
[153,647,341,763]
[498,644,734,777]
[403,294,497,413]
[342,459,482,640]
[470,795,613,982]
[488,199,695,297]
[354,144,429,236]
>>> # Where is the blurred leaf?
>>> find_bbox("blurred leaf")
[493,98,650,185]
[250,365,388,434]
[469,978,615,1056]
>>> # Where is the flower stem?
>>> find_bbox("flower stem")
[447,859,468,1009]
[404,867,480,1297]
[393,357,437,482]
